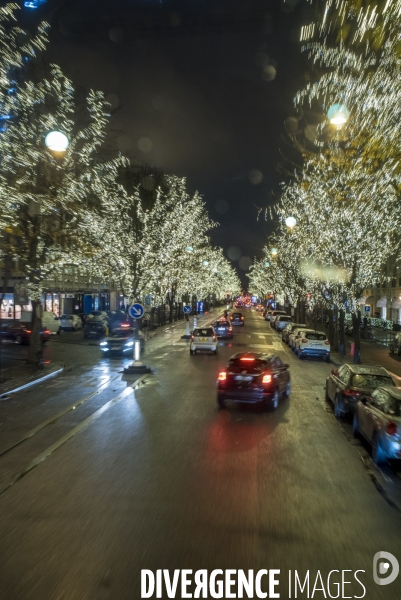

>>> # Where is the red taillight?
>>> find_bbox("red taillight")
[301,338,307,343]
[44,329,50,334]
[228,327,232,332]
[26,329,32,334]
[191,335,194,340]
[213,335,216,341]
[262,374,272,384]
[241,316,244,320]
[386,421,398,436]
[218,372,227,381]
[324,340,330,345]
[121,322,130,328]
[240,357,255,361]
[343,389,360,397]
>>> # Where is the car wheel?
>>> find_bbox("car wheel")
[15,335,22,345]
[57,327,61,335]
[213,349,218,355]
[190,349,195,356]
[217,394,226,409]
[324,354,331,363]
[298,350,303,360]
[352,413,360,439]
[397,345,401,356]
[271,389,279,410]
[372,433,386,465]
[334,395,343,419]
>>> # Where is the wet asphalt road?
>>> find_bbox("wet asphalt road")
[0,310,400,599]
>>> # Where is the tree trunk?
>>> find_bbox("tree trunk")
[27,300,43,366]
[328,307,334,347]
[352,311,361,364]
[333,305,339,351]
[339,309,346,356]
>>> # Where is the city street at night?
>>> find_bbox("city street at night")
[0,309,401,598]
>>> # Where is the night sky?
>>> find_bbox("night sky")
[27,0,311,284]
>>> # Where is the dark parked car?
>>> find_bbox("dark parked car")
[100,326,145,356]
[230,312,244,326]
[83,318,109,339]
[213,319,233,339]
[216,352,290,410]
[325,364,395,418]
[0,320,50,345]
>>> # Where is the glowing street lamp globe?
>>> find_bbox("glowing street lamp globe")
[285,216,297,228]
[264,261,270,267]
[45,131,69,152]
[327,104,350,127]
[271,248,278,256]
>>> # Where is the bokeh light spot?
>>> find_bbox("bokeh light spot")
[215,200,229,214]
[227,246,242,261]
[138,137,153,153]
[238,256,252,271]
[249,169,263,185]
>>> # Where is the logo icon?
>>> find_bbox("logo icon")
[373,552,399,585]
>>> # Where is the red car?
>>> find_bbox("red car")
[0,321,50,345]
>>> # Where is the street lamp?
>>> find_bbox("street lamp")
[45,131,69,153]
[285,216,297,228]
[264,261,270,267]
[186,246,194,253]
[271,248,278,256]
[327,104,350,128]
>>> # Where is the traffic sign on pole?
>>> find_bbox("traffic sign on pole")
[183,305,192,315]
[129,303,145,320]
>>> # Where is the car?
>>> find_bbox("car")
[190,327,218,355]
[266,309,286,323]
[42,311,62,335]
[390,332,401,355]
[83,317,109,339]
[255,304,264,312]
[100,326,145,356]
[230,312,245,326]
[289,327,311,351]
[282,323,306,345]
[353,387,401,464]
[61,314,83,331]
[216,352,290,410]
[294,329,330,361]
[0,320,50,344]
[325,364,395,418]
[274,315,292,332]
[213,319,233,339]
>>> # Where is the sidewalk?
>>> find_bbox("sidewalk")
[0,361,64,397]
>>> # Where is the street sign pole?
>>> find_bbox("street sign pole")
[181,305,192,339]
[124,303,151,375]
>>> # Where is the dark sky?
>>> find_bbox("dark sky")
[26,0,310,285]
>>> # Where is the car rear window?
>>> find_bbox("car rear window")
[279,316,292,321]
[215,321,229,327]
[305,333,326,340]
[194,328,214,336]
[62,315,73,319]
[229,358,266,373]
[232,313,242,318]
[352,374,394,388]
[273,311,286,316]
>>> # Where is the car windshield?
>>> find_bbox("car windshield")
[352,374,394,388]
[279,317,292,322]
[305,333,326,340]
[194,328,213,337]
[110,329,132,338]
[228,358,266,373]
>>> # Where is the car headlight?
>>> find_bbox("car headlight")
[125,341,134,347]
[100,341,108,346]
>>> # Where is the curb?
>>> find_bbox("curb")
[0,364,64,397]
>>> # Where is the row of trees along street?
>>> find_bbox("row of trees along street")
[0,6,240,364]
[249,0,401,364]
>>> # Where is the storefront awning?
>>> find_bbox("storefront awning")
[391,299,401,309]
[376,296,387,308]
[365,296,374,303]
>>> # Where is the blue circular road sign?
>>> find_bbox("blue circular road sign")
[183,305,192,314]
[129,303,145,319]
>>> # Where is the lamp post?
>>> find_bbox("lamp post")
[327,104,350,129]
[44,130,69,158]
[285,216,296,229]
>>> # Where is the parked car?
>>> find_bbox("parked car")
[282,323,306,345]
[42,311,62,335]
[0,320,50,344]
[289,327,311,351]
[216,352,290,410]
[325,364,395,418]
[255,304,264,312]
[83,317,109,339]
[294,329,330,362]
[353,387,401,464]
[229,312,245,326]
[61,314,83,331]
[390,332,401,355]
[274,315,293,332]
[213,319,233,339]
[100,326,145,356]
[267,310,287,324]
[190,327,218,355]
